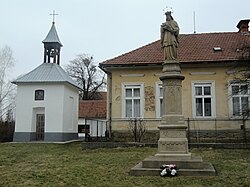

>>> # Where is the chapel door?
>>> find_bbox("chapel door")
[36,114,45,141]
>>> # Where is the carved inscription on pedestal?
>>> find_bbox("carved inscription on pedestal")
[160,130,186,138]
[158,141,187,152]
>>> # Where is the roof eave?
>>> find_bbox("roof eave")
[42,41,63,47]
[100,59,247,70]
[12,80,82,90]
[100,62,163,68]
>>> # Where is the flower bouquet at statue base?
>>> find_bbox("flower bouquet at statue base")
[160,164,177,177]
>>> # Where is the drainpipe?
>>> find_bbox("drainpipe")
[107,72,112,139]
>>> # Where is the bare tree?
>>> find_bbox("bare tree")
[128,118,147,142]
[65,53,106,100]
[0,46,15,121]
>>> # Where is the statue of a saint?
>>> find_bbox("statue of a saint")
[160,11,179,61]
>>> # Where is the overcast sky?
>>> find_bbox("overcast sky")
[1,0,250,79]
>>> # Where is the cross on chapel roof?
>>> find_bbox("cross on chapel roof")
[42,11,62,46]
[50,10,58,24]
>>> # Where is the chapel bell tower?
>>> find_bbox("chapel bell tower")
[42,20,62,65]
[13,11,80,142]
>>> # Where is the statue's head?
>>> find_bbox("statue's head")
[165,11,173,21]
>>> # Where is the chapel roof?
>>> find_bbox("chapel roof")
[100,32,250,67]
[42,22,63,46]
[12,63,81,89]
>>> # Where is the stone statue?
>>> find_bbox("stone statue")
[160,11,179,61]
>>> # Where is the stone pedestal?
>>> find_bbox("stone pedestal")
[156,124,191,159]
[156,60,190,158]
[129,59,216,176]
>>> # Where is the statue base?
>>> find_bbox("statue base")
[157,123,190,158]
[130,116,215,176]
[162,60,181,73]
[129,155,216,176]
[129,117,216,176]
[129,59,216,176]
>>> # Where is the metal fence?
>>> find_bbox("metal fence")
[78,118,108,141]
[80,118,250,143]
[186,118,250,143]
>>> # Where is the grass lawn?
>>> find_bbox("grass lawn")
[0,142,249,187]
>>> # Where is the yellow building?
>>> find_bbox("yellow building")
[99,19,250,141]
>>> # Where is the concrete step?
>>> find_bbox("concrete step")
[142,156,204,169]
[130,161,216,176]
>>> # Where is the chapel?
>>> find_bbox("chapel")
[13,20,81,142]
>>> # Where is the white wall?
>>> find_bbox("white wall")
[15,83,79,134]
[62,84,79,133]
[78,118,107,137]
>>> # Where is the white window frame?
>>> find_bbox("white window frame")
[228,81,250,118]
[122,83,144,118]
[191,81,216,118]
[155,82,163,118]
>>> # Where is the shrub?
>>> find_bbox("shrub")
[0,121,14,142]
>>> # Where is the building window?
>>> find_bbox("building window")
[229,82,250,117]
[122,84,144,118]
[156,83,163,118]
[192,82,215,118]
[35,90,44,101]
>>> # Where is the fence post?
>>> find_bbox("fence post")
[215,118,217,143]
[97,120,99,141]
[243,118,247,143]
[85,118,87,140]
[109,120,112,139]
[105,120,109,139]
[134,118,137,142]
[84,118,89,142]
[100,121,103,138]
[187,118,190,143]
[195,121,199,143]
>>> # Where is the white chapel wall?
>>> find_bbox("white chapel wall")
[43,84,64,132]
[15,84,65,133]
[62,84,79,133]
[15,85,34,132]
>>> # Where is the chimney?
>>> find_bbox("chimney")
[237,19,250,33]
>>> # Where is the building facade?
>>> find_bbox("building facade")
[100,19,250,140]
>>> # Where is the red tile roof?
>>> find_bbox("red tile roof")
[79,100,107,119]
[100,32,250,67]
